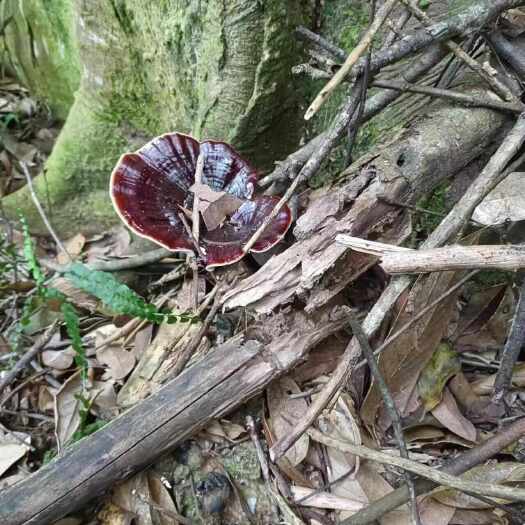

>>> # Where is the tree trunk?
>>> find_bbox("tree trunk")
[1,0,311,236]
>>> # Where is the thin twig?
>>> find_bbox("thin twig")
[21,163,71,261]
[342,416,525,524]
[305,0,399,120]
[295,26,346,62]
[308,427,525,502]
[347,310,420,525]
[0,321,59,396]
[492,279,525,405]
[372,79,524,113]
[346,0,375,167]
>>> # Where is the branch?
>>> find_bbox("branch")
[492,279,525,404]
[336,238,525,273]
[0,321,59,396]
[347,310,420,524]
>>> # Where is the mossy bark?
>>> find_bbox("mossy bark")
[2,0,311,236]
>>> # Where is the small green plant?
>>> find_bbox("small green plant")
[63,262,194,324]
[20,214,89,380]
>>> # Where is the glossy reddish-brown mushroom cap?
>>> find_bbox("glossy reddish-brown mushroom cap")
[110,132,292,269]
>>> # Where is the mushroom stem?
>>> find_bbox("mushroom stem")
[192,153,204,244]
[192,153,204,310]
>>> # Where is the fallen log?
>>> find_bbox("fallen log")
[0,305,348,525]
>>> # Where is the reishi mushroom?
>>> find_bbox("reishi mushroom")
[110,132,292,269]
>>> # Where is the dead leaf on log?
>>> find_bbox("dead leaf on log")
[189,182,243,231]
[267,376,309,467]
[117,318,200,407]
[418,342,461,411]
[431,388,477,442]
[361,269,465,431]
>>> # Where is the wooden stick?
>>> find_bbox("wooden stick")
[347,310,420,524]
[336,237,525,273]
[304,0,398,120]
[21,163,71,261]
[371,79,524,113]
[492,280,525,405]
[0,321,59,396]
[308,428,525,502]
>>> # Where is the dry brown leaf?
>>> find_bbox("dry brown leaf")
[51,277,99,313]
[54,371,83,449]
[204,420,246,442]
[431,388,477,442]
[189,182,244,231]
[433,462,525,509]
[471,362,525,395]
[97,500,135,525]
[0,432,30,478]
[38,385,55,413]
[56,233,86,265]
[133,325,153,360]
[361,269,465,431]
[356,461,410,525]
[96,344,135,381]
[147,472,179,525]
[90,380,118,419]
[290,486,365,512]
[85,227,131,264]
[110,471,153,525]
[41,348,75,370]
[267,376,310,466]
[454,285,513,353]
[451,508,506,524]
[314,413,368,510]
[418,496,456,525]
